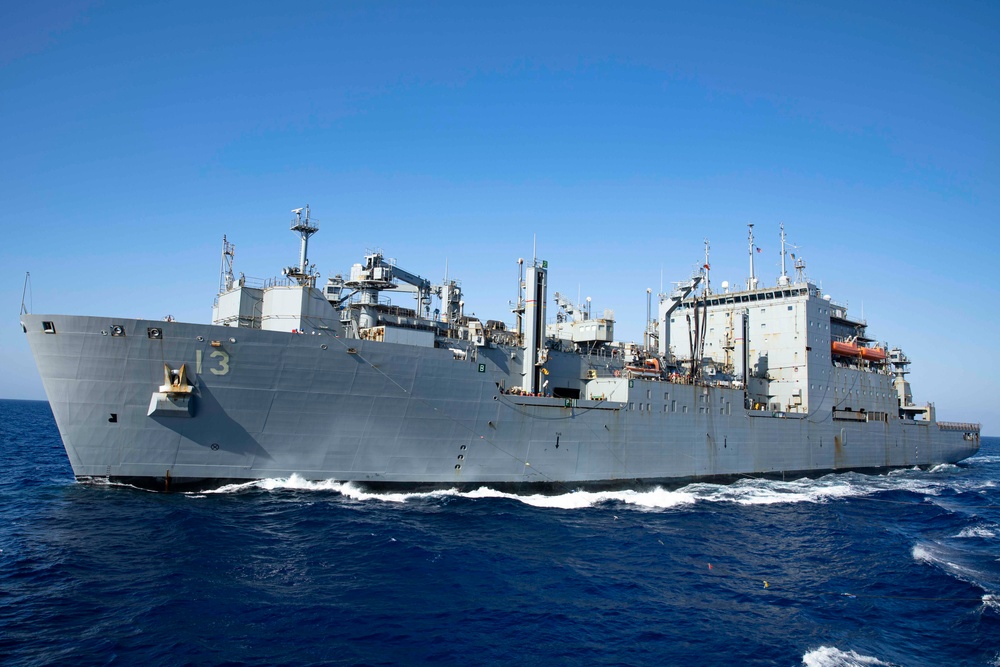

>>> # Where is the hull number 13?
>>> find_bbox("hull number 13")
[196,349,230,376]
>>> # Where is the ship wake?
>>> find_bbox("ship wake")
[191,464,989,511]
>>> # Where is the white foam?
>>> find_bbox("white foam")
[193,474,701,508]
[684,477,864,505]
[190,462,984,510]
[200,474,347,495]
[330,484,698,509]
[955,525,997,539]
[335,483,461,504]
[85,477,159,493]
[911,543,939,566]
[802,646,893,667]
[194,474,866,508]
[458,486,698,509]
[912,542,996,595]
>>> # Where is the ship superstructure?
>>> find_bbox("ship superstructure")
[660,224,930,426]
[22,209,980,491]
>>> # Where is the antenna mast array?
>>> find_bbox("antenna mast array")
[285,205,320,285]
[219,235,236,294]
[703,239,711,296]
[778,223,789,286]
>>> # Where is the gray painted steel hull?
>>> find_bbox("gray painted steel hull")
[23,314,981,491]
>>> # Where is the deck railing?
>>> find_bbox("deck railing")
[938,421,981,432]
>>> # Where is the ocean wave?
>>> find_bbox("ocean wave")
[802,646,893,667]
[201,474,425,501]
[912,542,999,596]
[682,477,866,505]
[200,476,700,508]
[459,486,698,509]
[83,477,159,493]
[954,525,997,539]
[194,474,864,508]
[190,463,992,511]
[200,475,342,495]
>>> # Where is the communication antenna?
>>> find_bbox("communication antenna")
[778,223,789,286]
[703,238,711,295]
[747,223,758,290]
[20,272,31,315]
[219,235,236,294]
[290,205,319,276]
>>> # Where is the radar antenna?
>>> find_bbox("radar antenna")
[283,205,320,286]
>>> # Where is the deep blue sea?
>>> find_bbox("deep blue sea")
[1,399,997,666]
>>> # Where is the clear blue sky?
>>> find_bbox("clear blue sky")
[3,1,998,433]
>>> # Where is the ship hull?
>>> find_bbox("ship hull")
[23,314,981,492]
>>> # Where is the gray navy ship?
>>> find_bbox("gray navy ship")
[21,207,981,491]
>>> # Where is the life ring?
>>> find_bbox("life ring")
[614,369,621,377]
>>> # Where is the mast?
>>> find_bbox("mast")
[703,238,711,296]
[778,223,789,286]
[747,223,758,290]
[219,235,236,294]
[513,258,525,339]
[645,287,652,353]
[20,272,31,315]
[290,205,319,277]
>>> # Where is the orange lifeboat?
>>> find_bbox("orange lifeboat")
[625,358,662,377]
[831,341,886,362]
[831,341,860,357]
[859,346,886,362]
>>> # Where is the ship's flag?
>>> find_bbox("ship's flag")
[756,247,762,253]
[790,253,796,259]
[703,263,710,270]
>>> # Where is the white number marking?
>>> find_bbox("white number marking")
[209,350,230,375]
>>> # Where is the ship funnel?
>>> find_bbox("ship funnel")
[521,258,548,394]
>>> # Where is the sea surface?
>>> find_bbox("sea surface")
[1,398,997,667]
